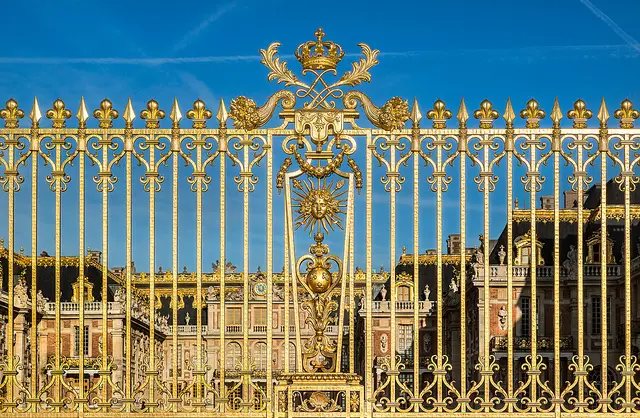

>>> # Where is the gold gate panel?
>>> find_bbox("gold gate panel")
[0,29,639,417]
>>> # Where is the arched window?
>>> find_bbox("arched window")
[254,342,267,370]
[226,342,242,369]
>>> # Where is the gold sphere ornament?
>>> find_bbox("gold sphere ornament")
[306,266,332,294]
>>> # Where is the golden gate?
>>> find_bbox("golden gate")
[0,28,640,417]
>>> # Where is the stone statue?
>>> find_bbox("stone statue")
[185,312,191,326]
[498,245,506,266]
[423,284,431,302]
[449,277,459,294]
[423,333,432,353]
[498,306,508,330]
[380,333,388,353]
[206,285,216,301]
[13,278,30,308]
[36,290,48,314]
[380,285,387,301]
[563,245,578,280]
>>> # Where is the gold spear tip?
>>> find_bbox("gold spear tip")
[170,97,182,123]
[123,97,136,124]
[551,97,563,124]
[597,97,609,124]
[216,98,229,124]
[29,97,42,123]
[503,98,515,124]
[410,97,422,125]
[77,96,89,124]
[456,98,468,124]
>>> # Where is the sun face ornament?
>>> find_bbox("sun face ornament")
[292,177,347,236]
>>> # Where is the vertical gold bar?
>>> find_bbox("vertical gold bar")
[553,134,561,405]
[172,142,179,411]
[242,135,249,406]
[6,132,15,409]
[482,133,491,410]
[284,189,290,374]
[577,135,585,408]
[459,134,468,409]
[389,135,397,409]
[436,134,444,406]
[54,133,62,409]
[284,182,302,368]
[219,136,226,412]
[266,133,273,417]
[100,131,109,406]
[624,133,631,408]
[412,136,419,406]
[30,126,39,410]
[529,134,538,408]
[125,144,133,409]
[505,126,514,408]
[336,177,355,373]
[196,132,203,407]
[599,133,608,405]
[78,133,86,410]
[349,204,355,375]
[148,135,156,408]
[365,132,373,415]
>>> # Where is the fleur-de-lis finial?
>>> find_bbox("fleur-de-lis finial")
[567,99,591,128]
[474,99,499,129]
[140,99,166,129]
[30,97,42,127]
[519,98,545,128]
[46,98,72,128]
[426,99,451,129]
[503,98,515,128]
[93,98,119,129]
[77,97,89,128]
[614,98,639,128]
[457,98,469,128]
[551,97,563,128]
[187,99,212,129]
[0,99,25,128]
[170,97,182,128]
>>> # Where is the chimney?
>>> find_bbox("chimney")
[540,196,554,210]
[447,234,461,255]
[563,191,578,209]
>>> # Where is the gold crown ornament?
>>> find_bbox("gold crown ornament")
[295,28,345,71]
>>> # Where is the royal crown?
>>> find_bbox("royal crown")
[295,28,344,71]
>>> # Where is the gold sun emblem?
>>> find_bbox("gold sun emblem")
[292,178,347,235]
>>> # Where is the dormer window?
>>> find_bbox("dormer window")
[395,272,413,301]
[586,231,615,264]
[72,278,94,302]
[514,230,544,266]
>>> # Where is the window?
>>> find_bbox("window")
[254,308,267,326]
[520,247,531,266]
[397,286,411,301]
[592,296,611,335]
[288,343,296,371]
[226,342,242,369]
[520,297,530,336]
[74,325,89,356]
[397,324,413,362]
[254,342,267,369]
[227,308,242,326]
[177,344,183,376]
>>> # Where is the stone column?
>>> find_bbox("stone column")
[13,312,27,385]
[111,318,124,390]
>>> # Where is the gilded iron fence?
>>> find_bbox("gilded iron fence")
[0,29,639,417]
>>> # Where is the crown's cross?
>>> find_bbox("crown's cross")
[314,28,325,53]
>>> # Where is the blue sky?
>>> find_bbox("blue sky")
[1,0,640,272]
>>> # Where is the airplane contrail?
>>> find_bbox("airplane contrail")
[0,44,637,65]
[578,0,640,53]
